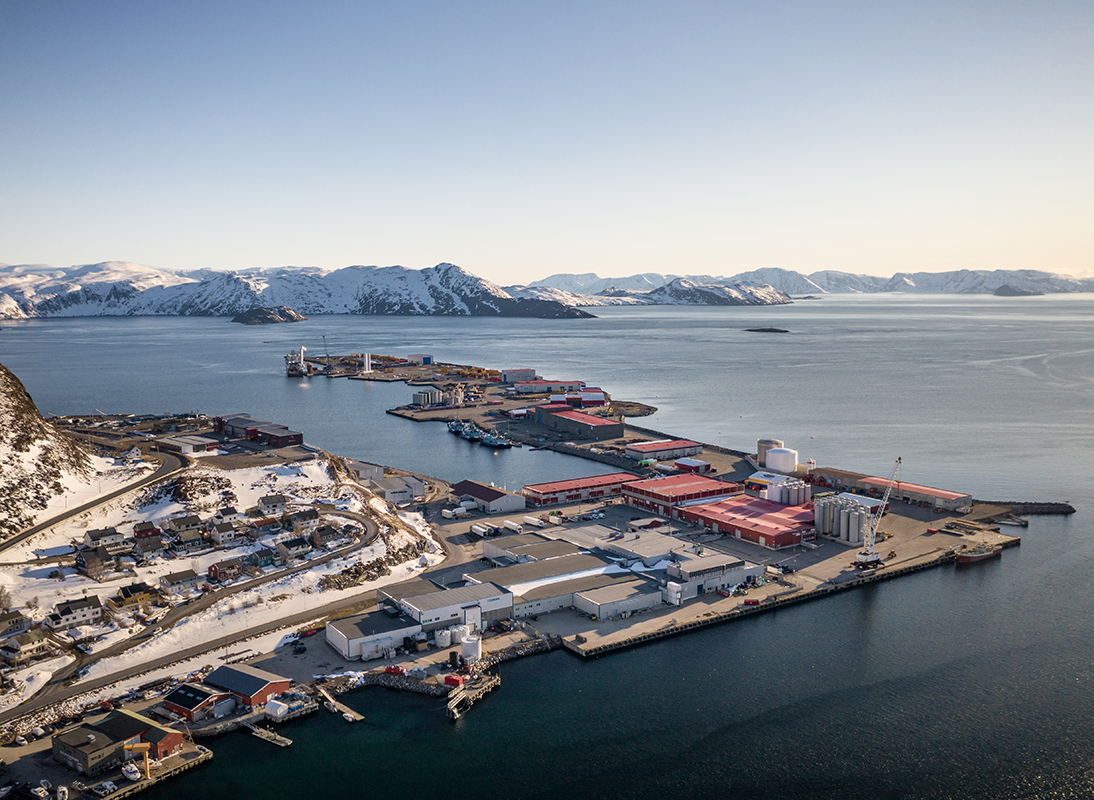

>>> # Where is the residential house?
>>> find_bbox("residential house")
[160,569,202,594]
[276,537,311,562]
[84,527,124,549]
[259,494,288,516]
[284,507,320,535]
[311,524,343,548]
[107,582,156,612]
[170,528,205,555]
[132,521,160,540]
[132,535,165,560]
[1,630,53,665]
[208,558,244,583]
[75,546,115,577]
[166,514,202,535]
[246,517,281,538]
[209,521,240,547]
[213,507,240,525]
[45,595,103,631]
[0,610,30,640]
[247,548,282,569]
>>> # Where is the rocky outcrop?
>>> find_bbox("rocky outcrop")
[231,306,308,324]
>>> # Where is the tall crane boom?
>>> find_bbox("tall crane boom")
[855,457,901,569]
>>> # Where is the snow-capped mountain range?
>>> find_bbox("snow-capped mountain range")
[0,261,795,320]
[0,262,597,320]
[530,267,1094,297]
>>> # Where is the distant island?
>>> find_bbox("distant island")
[746,327,789,333]
[232,306,308,325]
[993,284,1043,297]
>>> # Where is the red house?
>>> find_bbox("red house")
[208,558,243,583]
[204,664,291,707]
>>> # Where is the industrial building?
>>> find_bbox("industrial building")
[52,710,184,776]
[675,457,712,473]
[624,439,703,461]
[666,550,763,602]
[212,414,302,447]
[548,391,607,407]
[395,582,513,633]
[325,608,422,661]
[501,368,537,383]
[512,574,640,618]
[483,534,582,565]
[156,435,220,454]
[163,683,233,722]
[370,475,426,503]
[407,354,433,365]
[858,477,972,511]
[463,553,616,594]
[449,479,527,514]
[680,495,816,549]
[621,474,742,518]
[538,408,624,441]
[511,380,586,394]
[600,529,680,567]
[522,472,641,506]
[204,664,291,708]
[574,579,663,620]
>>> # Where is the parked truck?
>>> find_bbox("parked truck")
[470,524,490,537]
[523,515,546,528]
[503,520,523,533]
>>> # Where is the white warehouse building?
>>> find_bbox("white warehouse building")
[397,582,514,633]
[325,609,422,661]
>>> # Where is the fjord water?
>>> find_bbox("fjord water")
[2,295,1093,799]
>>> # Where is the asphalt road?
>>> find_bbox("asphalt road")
[0,451,188,555]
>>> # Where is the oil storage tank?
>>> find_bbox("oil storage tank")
[461,636,482,664]
[757,439,784,467]
[766,448,798,473]
[435,628,452,648]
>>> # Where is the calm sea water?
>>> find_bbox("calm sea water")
[2,295,1093,799]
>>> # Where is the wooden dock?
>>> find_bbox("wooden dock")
[317,685,364,722]
[243,721,292,747]
[447,674,501,720]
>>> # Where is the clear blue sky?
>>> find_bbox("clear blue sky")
[2,1,1091,283]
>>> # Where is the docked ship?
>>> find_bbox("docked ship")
[480,431,512,448]
[285,346,307,377]
[448,419,466,434]
[956,544,1002,564]
[461,424,483,442]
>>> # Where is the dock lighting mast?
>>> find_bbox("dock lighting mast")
[322,335,332,373]
[855,457,901,570]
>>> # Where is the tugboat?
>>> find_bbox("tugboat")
[956,544,1002,564]
[447,419,466,435]
[480,432,512,449]
[461,425,483,442]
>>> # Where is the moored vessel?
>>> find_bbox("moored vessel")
[956,544,1002,564]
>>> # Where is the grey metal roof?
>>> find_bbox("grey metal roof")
[328,609,420,640]
[575,578,660,604]
[489,533,550,550]
[402,582,511,613]
[509,540,582,560]
[515,573,638,603]
[378,578,444,603]
[466,554,613,588]
[205,664,288,698]
[164,682,224,711]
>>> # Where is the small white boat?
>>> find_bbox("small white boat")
[40,781,53,791]
[342,712,355,723]
[56,786,69,800]
[122,762,141,781]
[32,789,49,800]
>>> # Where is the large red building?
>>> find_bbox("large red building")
[679,495,816,549]
[624,439,703,460]
[523,472,642,506]
[621,475,742,518]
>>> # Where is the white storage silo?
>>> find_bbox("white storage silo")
[766,448,799,473]
[757,438,784,467]
[461,636,482,663]
[451,625,470,644]
[849,512,861,544]
[435,628,452,649]
[840,509,850,541]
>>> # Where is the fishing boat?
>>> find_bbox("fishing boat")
[956,544,1002,564]
[480,432,512,448]
[461,425,483,442]
[121,762,141,782]
[447,419,466,434]
[56,786,69,800]
[342,712,356,723]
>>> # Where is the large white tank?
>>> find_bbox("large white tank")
[435,628,452,648]
[766,448,798,473]
[850,512,861,544]
[756,438,784,467]
[451,625,470,644]
[840,509,850,540]
[461,636,482,663]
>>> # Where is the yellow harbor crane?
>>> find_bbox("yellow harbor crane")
[122,742,152,779]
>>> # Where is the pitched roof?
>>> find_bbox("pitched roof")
[450,479,507,502]
[164,682,225,711]
[205,664,288,698]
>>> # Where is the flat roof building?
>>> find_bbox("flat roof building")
[523,472,642,507]
[397,582,513,633]
[464,553,616,594]
[574,578,663,620]
[450,479,527,515]
[622,474,743,518]
[540,409,624,441]
[325,609,421,661]
[512,380,586,394]
[624,439,703,460]
[858,477,972,510]
[679,495,816,550]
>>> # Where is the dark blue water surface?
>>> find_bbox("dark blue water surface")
[2,295,1093,799]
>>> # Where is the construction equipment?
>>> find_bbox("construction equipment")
[855,457,901,570]
[122,742,152,779]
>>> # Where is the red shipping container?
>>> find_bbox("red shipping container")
[445,675,464,687]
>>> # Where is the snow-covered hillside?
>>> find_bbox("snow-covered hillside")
[0,363,94,540]
[0,262,592,320]
[879,269,1094,294]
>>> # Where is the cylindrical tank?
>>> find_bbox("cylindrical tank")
[806,458,816,473]
[840,509,850,540]
[849,513,861,544]
[766,448,799,473]
[461,636,482,663]
[451,625,469,644]
[435,628,452,648]
[756,438,783,467]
